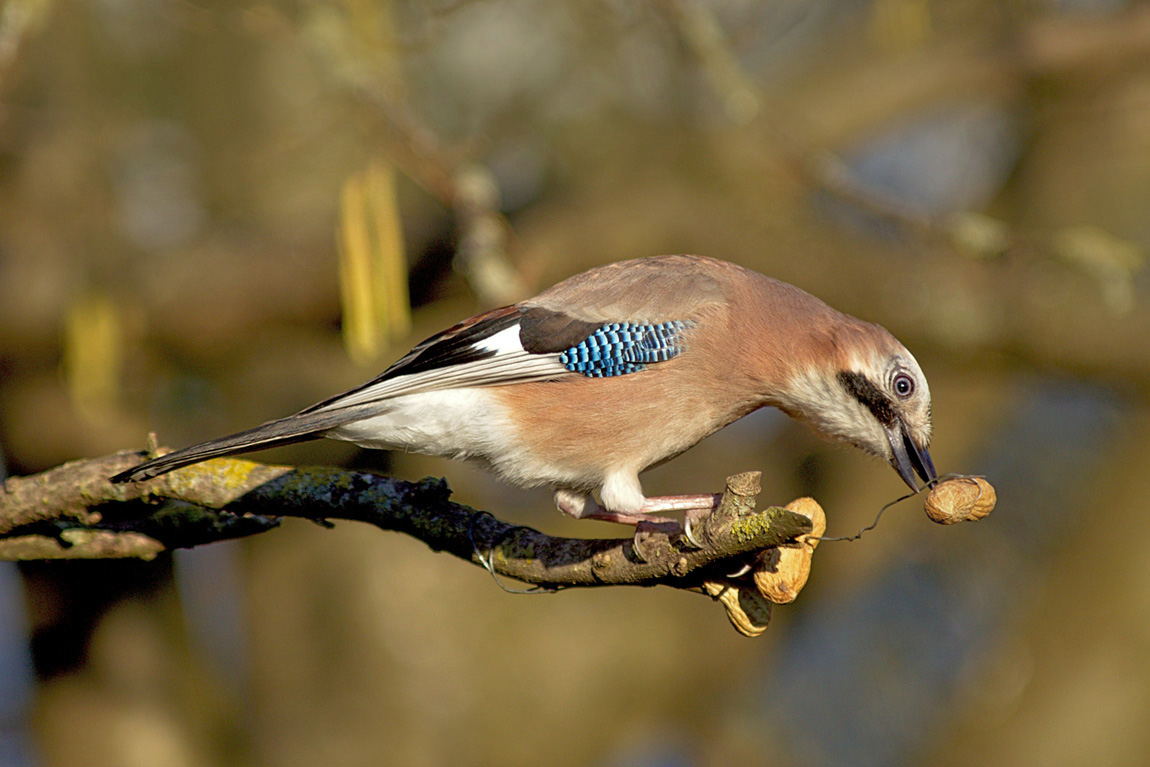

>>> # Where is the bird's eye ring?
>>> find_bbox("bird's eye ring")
[893,373,915,398]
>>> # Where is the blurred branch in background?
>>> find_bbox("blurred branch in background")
[662,0,1147,314]
[0,0,52,93]
[61,291,126,423]
[303,0,530,304]
[660,0,762,124]
[337,158,411,365]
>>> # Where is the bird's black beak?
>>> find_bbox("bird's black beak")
[887,420,936,492]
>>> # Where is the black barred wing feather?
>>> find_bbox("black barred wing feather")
[300,306,569,413]
[555,321,695,378]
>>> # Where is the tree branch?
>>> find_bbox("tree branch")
[0,451,817,633]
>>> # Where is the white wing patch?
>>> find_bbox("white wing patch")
[476,324,526,355]
[311,321,569,413]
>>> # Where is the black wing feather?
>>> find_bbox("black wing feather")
[298,305,523,414]
[517,306,605,354]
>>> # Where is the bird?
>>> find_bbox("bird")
[111,255,936,532]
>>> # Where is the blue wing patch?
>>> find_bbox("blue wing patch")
[559,321,694,378]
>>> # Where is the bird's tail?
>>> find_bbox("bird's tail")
[109,406,376,484]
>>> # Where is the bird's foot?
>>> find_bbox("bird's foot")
[577,509,674,562]
[582,508,678,528]
[553,490,720,560]
[601,496,720,560]
[639,495,720,549]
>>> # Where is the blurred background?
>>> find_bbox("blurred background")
[2,0,1149,765]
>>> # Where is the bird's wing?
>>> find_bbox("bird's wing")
[298,306,569,413]
[301,257,730,414]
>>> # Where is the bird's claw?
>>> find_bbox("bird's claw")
[630,519,679,562]
[727,562,753,579]
[681,507,711,549]
[681,518,703,549]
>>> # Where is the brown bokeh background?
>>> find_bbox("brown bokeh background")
[2,1,1150,765]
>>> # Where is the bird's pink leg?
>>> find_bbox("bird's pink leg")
[554,490,676,526]
[637,494,721,515]
[584,509,677,527]
[555,490,718,525]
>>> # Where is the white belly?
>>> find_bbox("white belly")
[326,388,500,459]
[325,388,608,492]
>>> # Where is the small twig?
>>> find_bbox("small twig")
[814,472,985,543]
[357,89,531,303]
[659,0,1149,289]
[451,164,530,305]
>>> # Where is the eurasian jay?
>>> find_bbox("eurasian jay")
[112,255,937,528]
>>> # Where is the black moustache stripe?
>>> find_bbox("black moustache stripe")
[837,370,897,428]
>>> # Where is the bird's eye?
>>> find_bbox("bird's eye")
[893,373,915,399]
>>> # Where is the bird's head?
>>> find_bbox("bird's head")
[777,322,936,492]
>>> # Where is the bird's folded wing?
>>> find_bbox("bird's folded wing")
[300,257,730,415]
[298,305,571,414]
